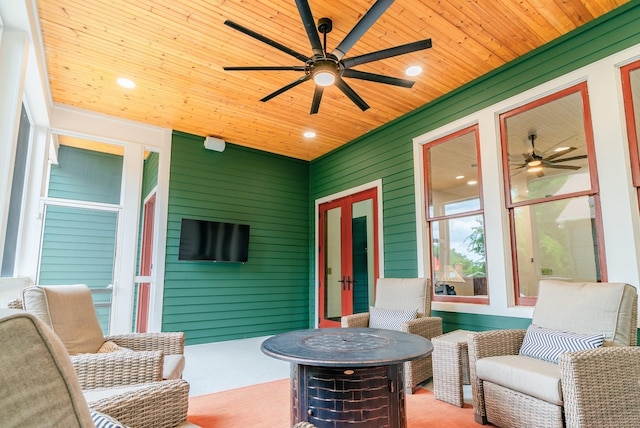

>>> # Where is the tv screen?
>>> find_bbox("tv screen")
[178,218,250,263]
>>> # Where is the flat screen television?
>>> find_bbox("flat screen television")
[178,218,250,263]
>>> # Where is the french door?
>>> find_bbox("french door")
[318,188,379,327]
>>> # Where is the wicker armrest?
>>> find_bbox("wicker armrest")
[468,329,526,360]
[106,332,185,355]
[560,346,640,427]
[467,329,526,422]
[72,350,164,390]
[86,379,189,428]
[341,312,370,327]
[402,316,443,339]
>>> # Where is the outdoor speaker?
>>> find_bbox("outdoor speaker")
[204,136,225,152]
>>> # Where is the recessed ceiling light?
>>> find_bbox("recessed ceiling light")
[303,131,316,138]
[117,77,136,89]
[455,175,465,179]
[467,180,477,185]
[405,65,423,77]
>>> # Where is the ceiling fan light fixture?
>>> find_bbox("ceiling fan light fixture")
[313,62,337,86]
[527,160,542,167]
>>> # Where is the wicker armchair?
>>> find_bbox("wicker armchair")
[341,278,442,393]
[0,308,191,428]
[468,280,638,427]
[18,284,185,388]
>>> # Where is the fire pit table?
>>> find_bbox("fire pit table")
[261,327,433,428]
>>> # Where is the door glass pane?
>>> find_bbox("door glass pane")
[514,196,600,297]
[504,91,591,204]
[351,198,374,313]
[324,206,342,321]
[38,205,117,333]
[432,214,487,297]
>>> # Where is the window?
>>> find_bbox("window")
[1,105,31,277]
[622,60,640,193]
[423,125,488,303]
[500,83,604,305]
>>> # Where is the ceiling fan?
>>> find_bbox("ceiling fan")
[513,134,587,176]
[223,0,432,114]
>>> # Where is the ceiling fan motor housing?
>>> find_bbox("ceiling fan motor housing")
[317,17,332,34]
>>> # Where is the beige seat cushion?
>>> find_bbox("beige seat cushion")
[0,309,95,427]
[476,355,562,405]
[22,285,106,354]
[163,354,186,380]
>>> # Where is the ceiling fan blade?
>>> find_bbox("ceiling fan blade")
[342,69,415,88]
[224,66,307,71]
[260,75,311,102]
[342,39,432,68]
[224,20,310,63]
[543,146,577,161]
[294,0,324,57]
[549,154,588,163]
[310,85,324,114]
[335,77,370,111]
[332,0,394,60]
[543,164,581,170]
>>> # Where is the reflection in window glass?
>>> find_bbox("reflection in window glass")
[504,91,590,204]
[432,215,487,297]
[500,83,603,304]
[427,131,480,217]
[424,126,488,301]
[514,196,600,297]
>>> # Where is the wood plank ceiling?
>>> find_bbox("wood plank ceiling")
[36,0,629,161]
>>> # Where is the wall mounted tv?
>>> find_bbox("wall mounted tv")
[178,218,250,263]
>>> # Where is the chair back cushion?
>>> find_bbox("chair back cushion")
[22,285,105,354]
[532,280,637,346]
[374,278,430,315]
[0,308,95,427]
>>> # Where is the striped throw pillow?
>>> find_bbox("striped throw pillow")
[90,410,126,428]
[369,306,418,331]
[519,325,605,363]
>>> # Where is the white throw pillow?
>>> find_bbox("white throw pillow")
[519,325,605,363]
[368,306,418,331]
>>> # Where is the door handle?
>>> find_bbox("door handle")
[338,276,347,290]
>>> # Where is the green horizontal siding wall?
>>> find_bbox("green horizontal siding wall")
[48,145,122,204]
[309,3,640,326]
[163,132,310,344]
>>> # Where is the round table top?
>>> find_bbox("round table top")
[261,327,433,367]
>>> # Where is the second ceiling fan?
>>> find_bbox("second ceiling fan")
[223,0,432,114]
